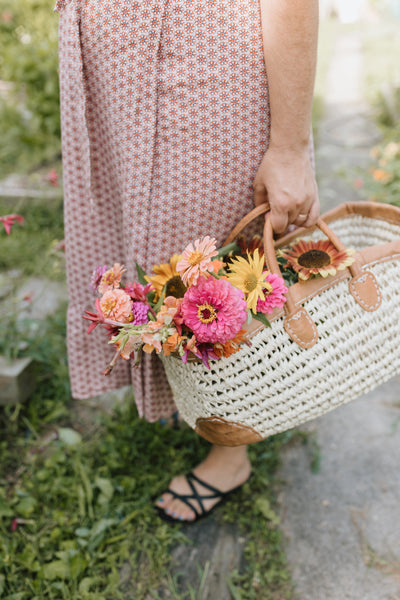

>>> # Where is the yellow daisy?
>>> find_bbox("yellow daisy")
[145,254,186,300]
[227,249,269,314]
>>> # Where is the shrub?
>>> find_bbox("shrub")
[0,0,60,175]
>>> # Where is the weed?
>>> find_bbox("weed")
[0,196,65,277]
[0,306,295,598]
[0,0,61,176]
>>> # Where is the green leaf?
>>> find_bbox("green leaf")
[253,312,272,328]
[70,554,88,579]
[255,497,280,524]
[75,527,91,538]
[135,262,148,286]
[88,518,118,552]
[217,242,240,258]
[79,577,98,594]
[18,545,38,570]
[0,498,13,518]
[41,560,69,581]
[95,477,114,504]
[147,290,156,305]
[153,286,166,313]
[89,518,117,540]
[78,463,94,519]
[57,427,82,446]
[16,496,37,517]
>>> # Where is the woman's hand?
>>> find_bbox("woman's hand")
[253,143,320,234]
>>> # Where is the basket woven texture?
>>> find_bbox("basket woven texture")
[162,203,400,443]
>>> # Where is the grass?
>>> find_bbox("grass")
[0,331,296,598]
[312,18,341,140]
[0,0,61,177]
[0,195,64,278]
[0,199,295,598]
[361,19,400,111]
[356,18,400,207]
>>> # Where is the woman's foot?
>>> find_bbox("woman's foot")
[155,444,251,522]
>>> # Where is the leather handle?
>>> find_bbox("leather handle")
[263,214,363,315]
[224,204,382,348]
[223,202,270,246]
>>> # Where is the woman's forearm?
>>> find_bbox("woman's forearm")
[260,0,319,150]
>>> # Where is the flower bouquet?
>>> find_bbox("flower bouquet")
[84,223,356,376]
[84,236,290,374]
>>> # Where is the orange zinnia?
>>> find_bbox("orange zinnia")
[213,329,247,358]
[279,239,355,281]
[162,332,182,356]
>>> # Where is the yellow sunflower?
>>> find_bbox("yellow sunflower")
[145,254,186,299]
[227,249,269,314]
[279,239,355,281]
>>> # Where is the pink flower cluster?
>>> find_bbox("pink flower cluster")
[256,273,288,314]
[86,264,152,332]
[181,276,247,344]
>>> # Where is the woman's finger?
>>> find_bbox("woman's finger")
[302,196,320,228]
[253,182,268,207]
[292,210,310,227]
[269,207,289,234]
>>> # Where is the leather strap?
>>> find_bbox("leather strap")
[223,202,384,348]
[223,202,270,246]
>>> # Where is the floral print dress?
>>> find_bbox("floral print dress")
[55,0,271,421]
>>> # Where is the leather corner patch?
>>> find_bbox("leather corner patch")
[195,416,263,446]
[284,308,318,349]
[349,271,382,312]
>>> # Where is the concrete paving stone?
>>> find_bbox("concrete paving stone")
[278,24,400,600]
[16,277,67,320]
[278,381,400,600]
[169,517,246,600]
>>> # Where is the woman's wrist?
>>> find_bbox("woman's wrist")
[267,133,311,155]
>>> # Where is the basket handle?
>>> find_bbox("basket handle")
[224,203,382,349]
[223,203,271,246]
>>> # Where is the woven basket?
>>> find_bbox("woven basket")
[162,202,400,446]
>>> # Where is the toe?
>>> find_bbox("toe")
[155,491,173,510]
[167,498,196,521]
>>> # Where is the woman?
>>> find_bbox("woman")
[56,0,319,522]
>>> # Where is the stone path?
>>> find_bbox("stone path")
[277,26,400,600]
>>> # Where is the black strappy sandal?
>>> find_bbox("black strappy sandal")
[156,471,250,523]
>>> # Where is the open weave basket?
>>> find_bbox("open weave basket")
[162,202,400,446]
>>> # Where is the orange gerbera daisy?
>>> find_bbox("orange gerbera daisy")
[279,239,355,281]
[145,254,185,300]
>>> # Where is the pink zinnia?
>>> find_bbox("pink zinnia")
[177,236,218,286]
[181,276,247,344]
[100,289,133,322]
[90,265,108,293]
[98,263,126,294]
[132,301,149,325]
[256,273,288,315]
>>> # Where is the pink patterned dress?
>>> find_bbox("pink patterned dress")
[55,0,270,421]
